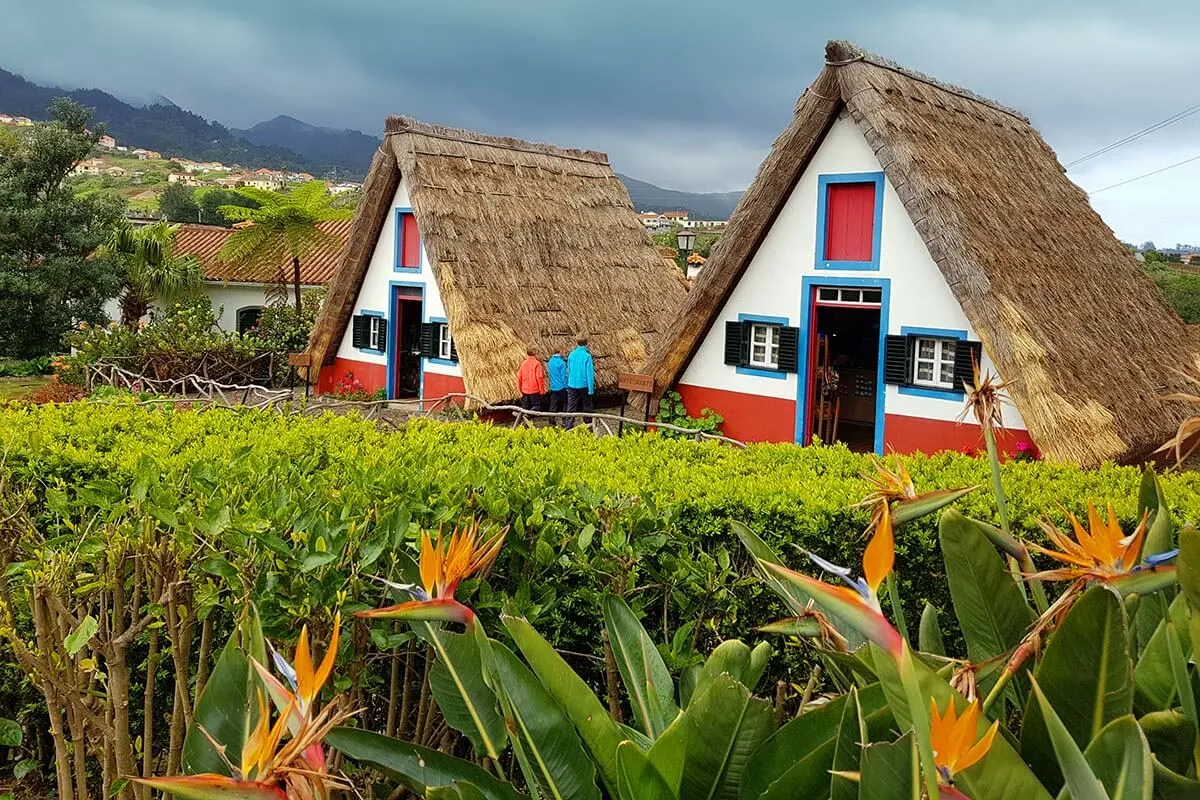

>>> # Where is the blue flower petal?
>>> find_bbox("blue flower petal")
[268,641,298,690]
[806,551,853,578]
[1145,549,1180,566]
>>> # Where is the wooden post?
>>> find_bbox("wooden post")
[617,373,655,436]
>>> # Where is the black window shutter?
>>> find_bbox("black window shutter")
[351,315,367,349]
[883,334,911,385]
[374,319,387,354]
[953,340,982,393]
[777,326,800,373]
[419,322,436,359]
[723,321,743,366]
[448,329,459,362]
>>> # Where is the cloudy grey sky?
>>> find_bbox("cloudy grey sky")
[3,0,1199,244]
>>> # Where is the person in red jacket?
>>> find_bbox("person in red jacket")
[516,346,547,412]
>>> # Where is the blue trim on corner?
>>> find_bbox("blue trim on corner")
[427,315,457,367]
[814,172,885,271]
[897,325,967,401]
[356,309,386,356]
[393,208,421,273]
[796,276,890,455]
[735,313,790,379]
[387,281,425,404]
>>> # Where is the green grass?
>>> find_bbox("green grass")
[0,377,48,400]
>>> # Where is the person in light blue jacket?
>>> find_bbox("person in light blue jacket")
[546,346,569,425]
[564,334,595,429]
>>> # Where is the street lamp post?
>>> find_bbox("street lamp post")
[676,228,697,272]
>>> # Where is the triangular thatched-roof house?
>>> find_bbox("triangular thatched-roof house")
[306,117,688,405]
[640,40,1199,465]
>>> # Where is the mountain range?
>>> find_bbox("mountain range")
[0,67,743,218]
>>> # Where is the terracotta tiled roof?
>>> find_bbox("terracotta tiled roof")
[173,220,351,285]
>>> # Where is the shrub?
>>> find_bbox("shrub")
[657,389,724,437]
[0,356,52,377]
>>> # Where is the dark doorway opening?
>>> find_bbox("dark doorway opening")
[807,303,881,453]
[392,290,423,399]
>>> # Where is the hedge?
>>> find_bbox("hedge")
[2,401,1196,656]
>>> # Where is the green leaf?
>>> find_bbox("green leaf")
[830,687,864,800]
[741,684,892,800]
[603,595,678,738]
[1138,711,1195,776]
[1163,621,1198,741]
[897,645,939,800]
[872,644,1052,800]
[1150,760,1200,800]
[419,624,507,761]
[299,550,338,572]
[199,555,238,583]
[744,641,772,693]
[1070,716,1152,800]
[1177,528,1200,613]
[182,610,265,776]
[731,521,864,649]
[1029,678,1109,800]
[131,776,284,800]
[1021,586,1133,793]
[1134,596,1191,712]
[1138,468,1174,563]
[64,614,98,656]
[647,713,689,796]
[427,782,489,800]
[918,603,946,657]
[693,640,751,704]
[893,485,977,525]
[0,718,21,747]
[616,741,676,800]
[503,614,626,797]
[939,510,1034,694]
[858,732,918,800]
[489,642,601,800]
[13,758,37,780]
[326,727,523,800]
[678,673,773,800]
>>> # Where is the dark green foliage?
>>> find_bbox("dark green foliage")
[159,184,261,227]
[0,98,124,358]
[657,390,724,437]
[1145,263,1200,323]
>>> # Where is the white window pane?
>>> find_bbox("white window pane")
[752,326,767,344]
[918,339,936,359]
[941,340,957,362]
[917,364,934,381]
[940,361,956,385]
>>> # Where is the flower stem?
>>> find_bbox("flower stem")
[983,424,1048,614]
[885,573,910,645]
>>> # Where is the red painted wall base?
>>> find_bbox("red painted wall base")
[316,357,388,395]
[675,384,797,443]
[423,371,466,406]
[672,384,1034,457]
[883,413,1030,458]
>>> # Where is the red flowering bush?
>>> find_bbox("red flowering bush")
[331,371,371,400]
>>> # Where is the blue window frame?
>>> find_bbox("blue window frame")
[796,276,891,454]
[394,207,421,273]
[356,309,386,355]
[814,172,885,272]
[427,315,457,367]
[897,325,968,401]
[735,313,790,380]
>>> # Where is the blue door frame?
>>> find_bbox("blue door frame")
[795,275,891,455]
[386,281,425,403]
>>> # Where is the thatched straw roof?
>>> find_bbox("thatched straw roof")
[306,117,688,404]
[641,40,1200,466]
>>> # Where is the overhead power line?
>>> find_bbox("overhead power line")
[1087,152,1200,194]
[1066,101,1200,169]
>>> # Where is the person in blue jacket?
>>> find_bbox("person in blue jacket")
[546,346,569,425]
[564,334,595,429]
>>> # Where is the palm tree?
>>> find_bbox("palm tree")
[102,221,203,327]
[217,181,353,312]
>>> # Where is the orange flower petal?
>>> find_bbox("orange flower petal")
[863,504,895,594]
[294,625,314,708]
[956,719,999,773]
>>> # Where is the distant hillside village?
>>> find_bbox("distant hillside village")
[0,112,363,212]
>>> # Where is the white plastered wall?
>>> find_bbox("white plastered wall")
[679,112,1025,429]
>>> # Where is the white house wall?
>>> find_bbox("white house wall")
[333,175,461,380]
[680,113,1025,431]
